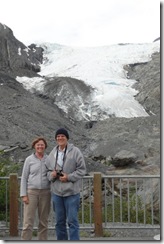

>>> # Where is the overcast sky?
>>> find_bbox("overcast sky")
[1,0,160,47]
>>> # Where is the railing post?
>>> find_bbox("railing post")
[93,172,103,237]
[9,173,18,236]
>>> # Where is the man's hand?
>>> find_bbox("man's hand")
[59,173,68,182]
[51,170,57,178]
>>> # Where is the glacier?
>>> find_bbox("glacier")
[16,41,160,119]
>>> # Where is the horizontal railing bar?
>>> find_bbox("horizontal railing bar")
[103,175,160,178]
[0,175,160,180]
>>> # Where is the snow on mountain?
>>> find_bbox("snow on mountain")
[17,41,160,119]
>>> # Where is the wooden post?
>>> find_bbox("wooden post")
[9,173,18,236]
[93,172,103,236]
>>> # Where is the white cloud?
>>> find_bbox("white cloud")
[0,0,160,47]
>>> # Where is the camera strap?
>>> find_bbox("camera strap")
[54,145,67,171]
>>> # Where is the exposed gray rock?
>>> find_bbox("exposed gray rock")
[112,150,138,167]
[124,52,160,116]
[0,23,43,77]
[37,76,95,121]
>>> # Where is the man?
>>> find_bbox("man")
[45,128,86,240]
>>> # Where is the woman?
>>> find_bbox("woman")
[45,128,86,240]
[20,137,51,240]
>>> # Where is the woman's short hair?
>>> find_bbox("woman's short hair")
[31,137,48,149]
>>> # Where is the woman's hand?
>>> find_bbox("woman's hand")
[22,196,29,204]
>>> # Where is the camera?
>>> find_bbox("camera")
[52,170,64,182]
[56,170,64,177]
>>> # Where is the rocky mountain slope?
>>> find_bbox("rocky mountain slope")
[0,23,160,176]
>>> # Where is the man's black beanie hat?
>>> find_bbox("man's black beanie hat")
[55,128,69,139]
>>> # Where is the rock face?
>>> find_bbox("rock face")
[0,23,43,77]
[124,52,160,116]
[0,23,160,178]
[39,76,95,121]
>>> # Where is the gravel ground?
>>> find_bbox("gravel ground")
[1,228,160,241]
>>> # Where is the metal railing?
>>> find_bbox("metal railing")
[0,173,160,237]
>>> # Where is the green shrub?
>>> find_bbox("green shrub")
[103,195,157,224]
[78,203,94,224]
[0,152,21,221]
[78,194,159,225]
